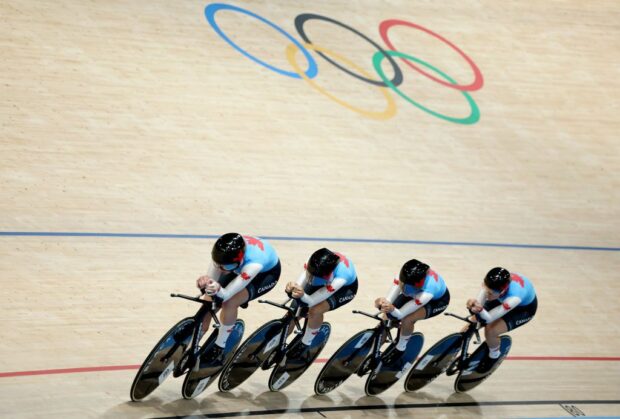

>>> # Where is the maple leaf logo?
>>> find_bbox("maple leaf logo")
[510,273,524,287]
[243,236,264,250]
[333,252,350,267]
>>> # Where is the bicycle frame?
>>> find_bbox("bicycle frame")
[257,299,305,365]
[443,312,481,375]
[130,292,224,401]
[167,293,220,373]
[351,310,399,372]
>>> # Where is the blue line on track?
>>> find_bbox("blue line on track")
[0,231,618,252]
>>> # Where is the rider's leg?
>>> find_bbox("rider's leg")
[301,300,330,346]
[484,318,508,358]
[215,288,249,348]
[396,308,426,351]
[200,311,213,335]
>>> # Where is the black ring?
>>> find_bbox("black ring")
[295,13,403,87]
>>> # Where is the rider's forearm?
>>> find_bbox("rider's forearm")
[390,292,433,320]
[478,296,521,323]
[206,262,221,281]
[300,277,346,307]
[295,270,306,287]
[385,280,400,303]
[215,263,263,301]
[476,287,487,305]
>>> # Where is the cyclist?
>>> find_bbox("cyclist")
[285,248,358,362]
[375,259,450,367]
[196,233,281,366]
[466,267,537,373]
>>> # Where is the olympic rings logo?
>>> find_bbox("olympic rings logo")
[204,3,484,124]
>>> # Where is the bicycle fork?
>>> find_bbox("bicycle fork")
[174,305,219,375]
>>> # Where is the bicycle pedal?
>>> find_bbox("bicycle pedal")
[173,365,187,378]
[356,358,372,377]
[261,351,275,370]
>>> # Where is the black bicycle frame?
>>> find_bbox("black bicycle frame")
[161,293,220,364]
[257,299,305,361]
[351,310,399,367]
[444,312,481,374]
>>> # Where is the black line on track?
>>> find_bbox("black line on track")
[151,399,620,418]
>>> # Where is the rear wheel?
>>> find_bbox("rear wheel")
[404,333,462,391]
[454,335,512,393]
[364,333,424,396]
[182,320,245,399]
[268,322,331,392]
[218,319,284,392]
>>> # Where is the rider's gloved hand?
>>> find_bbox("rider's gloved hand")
[285,281,296,298]
[205,280,221,296]
[380,302,395,314]
[466,298,483,313]
[196,275,212,290]
[290,285,304,299]
[374,297,388,309]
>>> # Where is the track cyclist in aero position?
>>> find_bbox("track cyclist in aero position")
[465,267,538,373]
[285,248,358,363]
[196,233,281,367]
[375,259,450,367]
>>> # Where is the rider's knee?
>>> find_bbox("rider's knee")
[221,299,236,311]
[308,305,327,317]
[485,320,503,336]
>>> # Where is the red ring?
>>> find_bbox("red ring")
[379,19,484,91]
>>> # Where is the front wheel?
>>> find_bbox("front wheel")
[130,317,194,401]
[314,328,375,395]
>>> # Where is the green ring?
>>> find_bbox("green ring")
[372,50,480,124]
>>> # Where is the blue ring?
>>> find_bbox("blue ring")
[205,3,318,79]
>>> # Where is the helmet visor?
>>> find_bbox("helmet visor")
[216,262,240,272]
[402,283,417,296]
[484,283,507,295]
[306,270,331,284]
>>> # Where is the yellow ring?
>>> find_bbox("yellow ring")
[286,43,397,120]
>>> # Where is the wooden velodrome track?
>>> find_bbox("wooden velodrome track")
[1,0,619,418]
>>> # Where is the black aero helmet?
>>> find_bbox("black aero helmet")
[212,233,245,266]
[307,248,340,278]
[399,259,429,285]
[484,267,511,292]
